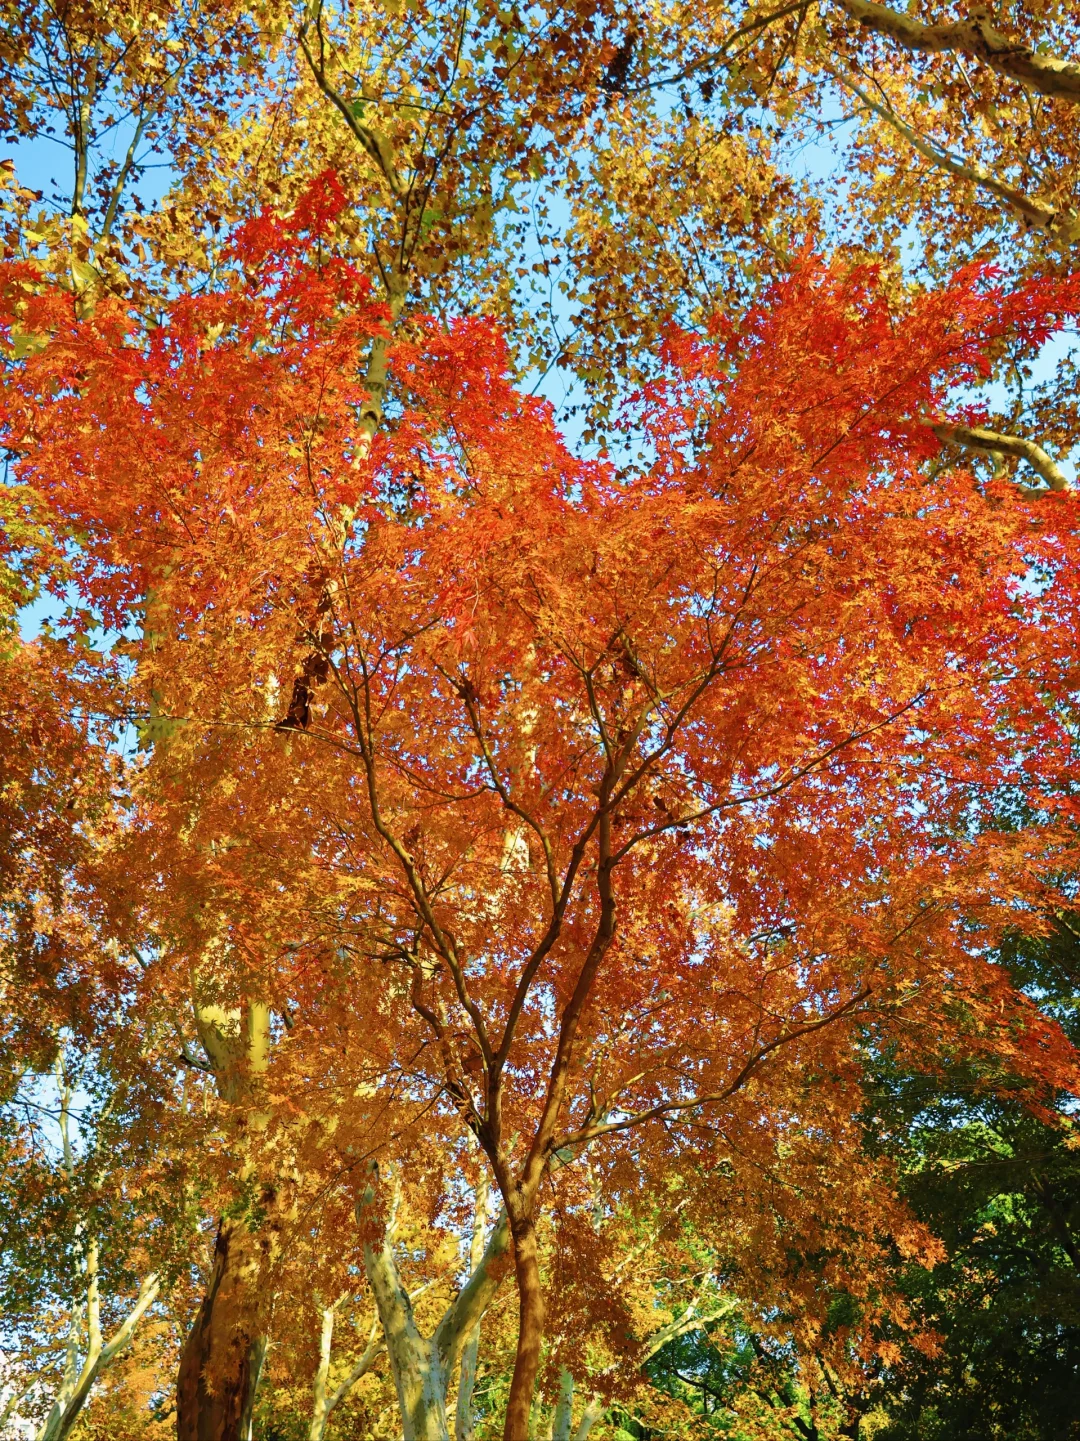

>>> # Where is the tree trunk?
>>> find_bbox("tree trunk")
[571,1398,603,1441]
[43,1271,160,1441]
[178,1000,272,1441]
[364,1214,450,1441]
[454,1174,489,1441]
[503,1215,544,1441]
[308,1302,337,1441]
[308,1318,384,1441]
[176,1219,267,1441]
[551,1369,574,1441]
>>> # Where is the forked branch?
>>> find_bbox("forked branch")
[556,985,874,1150]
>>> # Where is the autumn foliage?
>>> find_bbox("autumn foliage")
[2,169,1080,1438]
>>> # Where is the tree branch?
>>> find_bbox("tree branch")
[824,60,1079,241]
[931,420,1071,491]
[557,986,874,1149]
[834,0,1080,108]
[298,5,406,198]
[433,1208,510,1380]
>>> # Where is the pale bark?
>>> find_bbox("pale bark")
[551,1369,574,1441]
[571,1399,604,1441]
[343,1173,509,1441]
[308,1307,384,1441]
[36,1314,81,1441]
[453,1307,482,1441]
[33,1070,162,1441]
[362,1188,451,1441]
[37,1271,160,1441]
[309,1301,337,1441]
[434,1201,509,1382]
[931,421,1071,492]
[834,0,1080,108]
[454,1174,490,1441]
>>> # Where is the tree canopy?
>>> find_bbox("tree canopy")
[2,5,1080,1440]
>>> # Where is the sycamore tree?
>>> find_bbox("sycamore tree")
[0,1048,171,1441]
[5,1,1080,452]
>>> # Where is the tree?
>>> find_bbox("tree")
[7,1,1080,463]
[0,328,163,1437]
[639,912,1080,1440]
[6,9,1080,1437]
[856,913,1080,1440]
[5,180,1080,1436]
[0,1034,179,1441]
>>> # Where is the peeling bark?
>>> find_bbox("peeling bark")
[40,1271,160,1441]
[364,1256,451,1440]
[347,1172,509,1441]
[571,1398,604,1441]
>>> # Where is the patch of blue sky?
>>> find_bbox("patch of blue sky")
[5,97,175,230]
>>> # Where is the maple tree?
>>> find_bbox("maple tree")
[5,173,1080,1440]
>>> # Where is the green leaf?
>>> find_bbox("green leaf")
[9,327,49,360]
[136,713,187,750]
[71,258,101,291]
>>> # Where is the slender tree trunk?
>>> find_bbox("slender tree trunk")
[364,1206,450,1441]
[454,1174,489,1441]
[43,1272,160,1441]
[308,1311,383,1441]
[571,1398,603,1441]
[176,1219,267,1441]
[551,1369,574,1441]
[36,1316,81,1441]
[308,1302,337,1441]
[455,1333,480,1441]
[504,1214,544,1441]
[240,1335,267,1441]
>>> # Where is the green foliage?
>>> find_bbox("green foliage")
[863,925,1080,1439]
